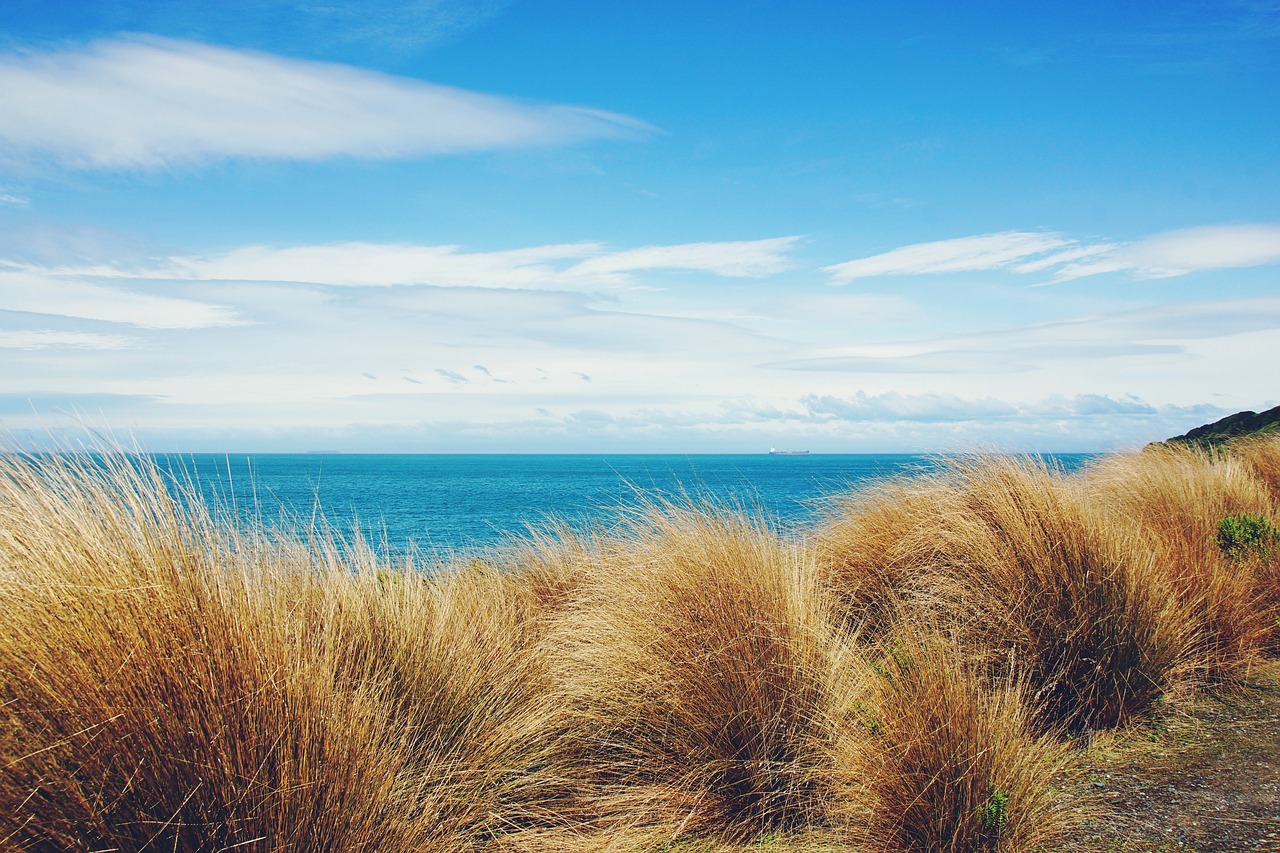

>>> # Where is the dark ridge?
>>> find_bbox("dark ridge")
[1165,404,1280,448]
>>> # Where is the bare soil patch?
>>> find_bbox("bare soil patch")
[1069,662,1280,852]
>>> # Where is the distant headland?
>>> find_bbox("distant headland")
[1163,404,1280,448]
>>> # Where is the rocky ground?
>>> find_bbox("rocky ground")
[1069,662,1280,852]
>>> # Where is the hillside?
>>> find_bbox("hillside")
[1166,404,1280,448]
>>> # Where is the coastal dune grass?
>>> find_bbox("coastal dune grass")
[842,625,1075,853]
[317,561,576,846]
[2,436,1278,851]
[0,452,571,851]
[0,453,428,850]
[546,499,855,843]
[816,454,1195,731]
[1227,434,1280,503]
[1082,441,1280,679]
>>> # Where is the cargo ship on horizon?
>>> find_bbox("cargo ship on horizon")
[768,447,810,456]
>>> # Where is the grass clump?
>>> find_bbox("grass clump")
[0,452,427,850]
[817,455,1195,732]
[319,561,576,846]
[841,629,1075,853]
[0,451,572,851]
[813,477,948,637]
[550,499,855,843]
[1084,442,1280,680]
[1228,434,1280,503]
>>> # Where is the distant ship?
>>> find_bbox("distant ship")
[769,447,810,456]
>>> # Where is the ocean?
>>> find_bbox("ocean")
[157,453,1094,557]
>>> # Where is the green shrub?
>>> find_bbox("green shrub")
[1216,512,1279,559]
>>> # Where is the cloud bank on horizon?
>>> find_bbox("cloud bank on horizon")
[0,2,1276,452]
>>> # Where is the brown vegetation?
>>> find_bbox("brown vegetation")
[817,455,1196,731]
[1,436,1277,851]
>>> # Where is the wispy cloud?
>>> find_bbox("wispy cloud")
[794,391,1185,425]
[434,368,469,384]
[563,237,802,281]
[0,192,29,207]
[824,231,1083,283]
[46,236,802,290]
[770,296,1280,374]
[0,36,651,169]
[755,293,916,324]
[0,392,163,417]
[155,242,600,288]
[826,223,1280,285]
[802,390,1018,422]
[0,270,239,328]
[1052,223,1280,281]
[0,329,131,349]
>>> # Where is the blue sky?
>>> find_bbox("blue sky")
[0,0,1277,452]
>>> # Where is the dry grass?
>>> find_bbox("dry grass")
[813,477,949,637]
[5,440,1278,851]
[816,455,1196,731]
[317,563,577,847]
[547,499,856,843]
[0,452,427,850]
[841,626,1076,853]
[0,451,570,851]
[1227,433,1280,502]
[1082,441,1280,681]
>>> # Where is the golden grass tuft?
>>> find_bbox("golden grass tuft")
[0,451,572,851]
[0,452,427,850]
[1083,442,1280,680]
[813,476,948,637]
[842,627,1076,853]
[1227,433,1280,503]
[318,562,576,846]
[817,455,1196,731]
[549,499,854,843]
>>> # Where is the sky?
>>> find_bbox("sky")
[0,0,1277,453]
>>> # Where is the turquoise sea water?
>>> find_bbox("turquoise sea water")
[157,453,1094,556]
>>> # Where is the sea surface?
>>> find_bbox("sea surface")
[156,453,1094,557]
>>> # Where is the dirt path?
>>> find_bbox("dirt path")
[1069,662,1280,852]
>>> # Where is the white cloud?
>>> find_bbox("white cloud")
[797,390,1201,427]
[0,270,239,328]
[756,293,915,323]
[0,329,131,349]
[158,242,600,288]
[0,36,650,169]
[825,231,1076,283]
[1025,393,1157,417]
[769,296,1280,375]
[1053,223,1280,281]
[826,224,1280,285]
[47,237,802,290]
[1009,244,1114,273]
[0,193,30,207]
[563,237,802,281]
[802,390,1018,422]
